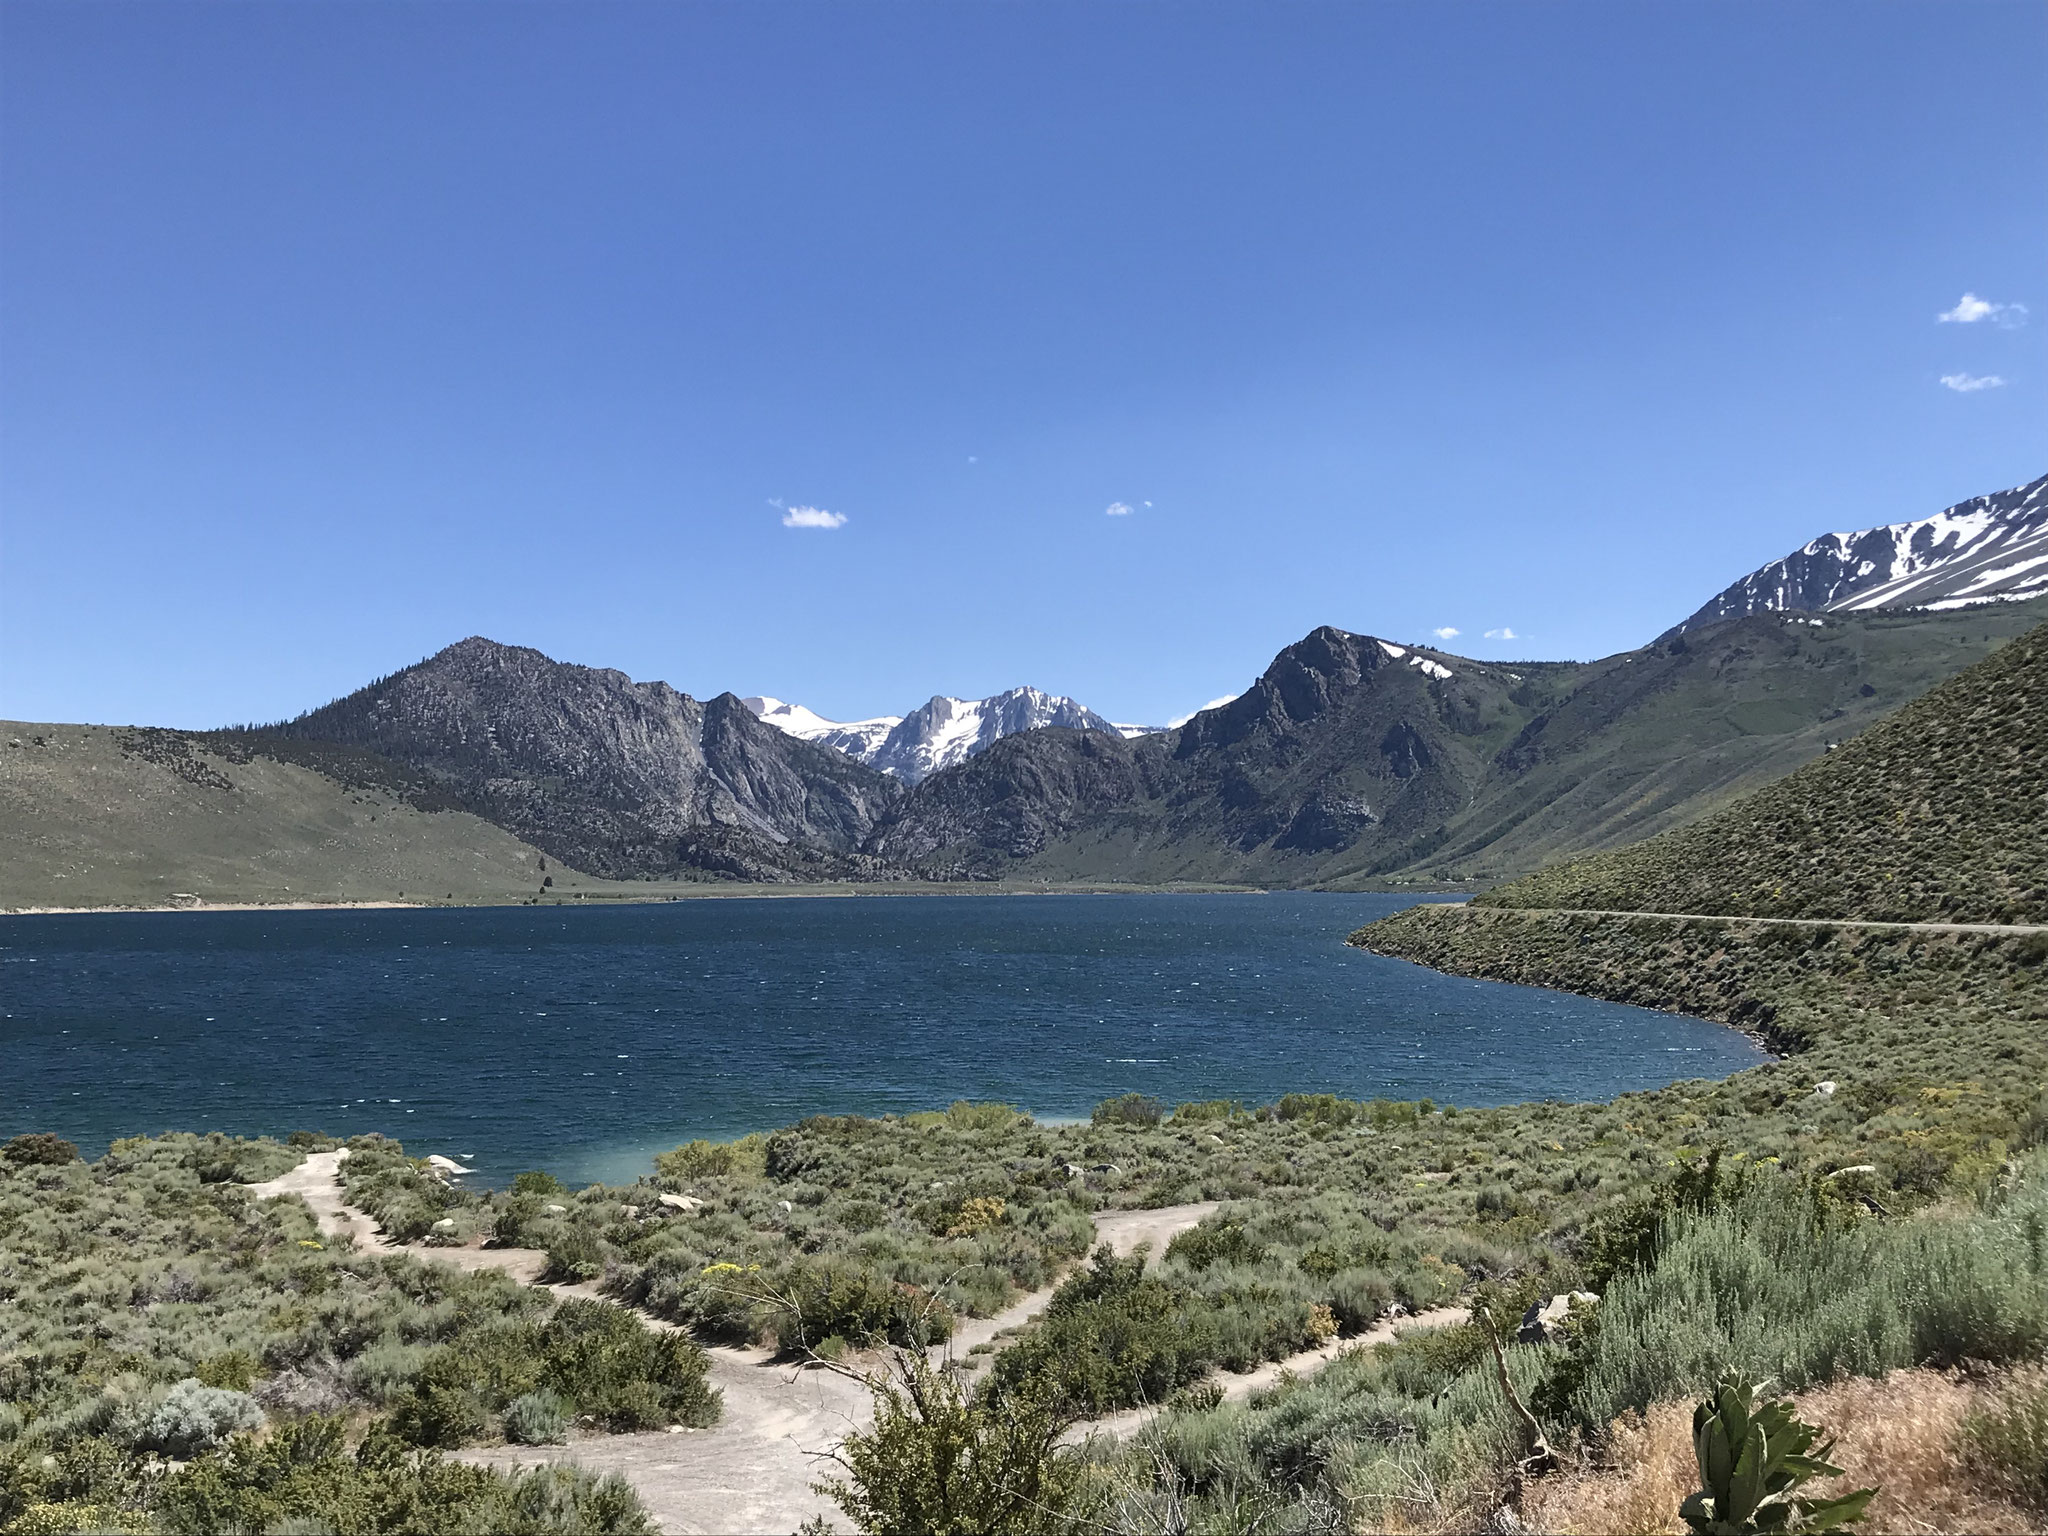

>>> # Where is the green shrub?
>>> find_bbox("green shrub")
[543,1229,607,1285]
[152,1416,654,1534]
[1551,1167,2048,1432]
[654,1140,739,1181]
[945,1101,1024,1132]
[777,1260,952,1355]
[3,1133,80,1167]
[504,1390,571,1445]
[989,1247,1217,1414]
[821,1354,1079,1536]
[1327,1268,1396,1333]
[1172,1100,1244,1123]
[1166,1220,1264,1273]
[1092,1094,1164,1128]
[192,1350,259,1391]
[137,1379,264,1458]
[389,1299,719,1446]
[511,1170,564,1196]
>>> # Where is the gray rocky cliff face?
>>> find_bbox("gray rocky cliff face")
[271,638,903,880]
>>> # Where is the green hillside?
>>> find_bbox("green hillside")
[1472,620,2048,923]
[0,724,647,910]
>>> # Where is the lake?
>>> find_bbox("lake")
[1,892,1761,1185]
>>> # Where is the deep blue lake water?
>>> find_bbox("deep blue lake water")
[1,893,1761,1185]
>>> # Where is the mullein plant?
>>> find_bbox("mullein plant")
[1681,1370,1876,1535]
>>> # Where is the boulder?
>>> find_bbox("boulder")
[1813,1081,1838,1097]
[658,1193,704,1213]
[545,1203,568,1214]
[424,1155,475,1176]
[1517,1291,1598,1344]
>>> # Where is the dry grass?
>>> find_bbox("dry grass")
[1525,1367,2045,1536]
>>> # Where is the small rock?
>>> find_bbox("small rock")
[1064,1164,1085,1178]
[430,1218,457,1232]
[1206,1135,1224,1145]
[1824,1164,1878,1179]
[424,1155,475,1176]
[1813,1081,1838,1097]
[777,1199,794,1213]
[1517,1290,1598,1344]
[658,1193,704,1213]
[619,1205,639,1219]
[545,1204,568,1215]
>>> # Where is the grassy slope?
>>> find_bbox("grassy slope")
[1472,619,2048,923]
[0,723,651,909]
[1368,600,2048,888]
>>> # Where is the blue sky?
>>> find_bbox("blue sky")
[2,2,2042,730]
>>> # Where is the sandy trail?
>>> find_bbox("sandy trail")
[257,1164,1455,1531]
[1066,1303,1470,1446]
[252,1158,1231,1531]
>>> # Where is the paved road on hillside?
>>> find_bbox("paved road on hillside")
[1491,908,2048,936]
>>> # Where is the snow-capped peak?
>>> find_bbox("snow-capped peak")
[741,696,855,737]
[746,686,1124,783]
[1664,472,2048,637]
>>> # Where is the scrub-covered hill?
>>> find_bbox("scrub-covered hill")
[1472,620,2048,924]
[0,723,636,910]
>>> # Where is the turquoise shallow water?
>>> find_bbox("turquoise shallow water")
[1,892,1761,1185]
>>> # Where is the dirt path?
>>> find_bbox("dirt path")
[1511,907,2048,936]
[1065,1303,1470,1446]
[252,1157,1220,1533]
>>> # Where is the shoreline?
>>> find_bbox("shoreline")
[0,881,1469,918]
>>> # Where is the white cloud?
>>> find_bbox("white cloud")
[782,505,848,529]
[1940,373,2006,393]
[1105,502,1134,516]
[1168,694,1240,728]
[1431,626,1460,640]
[1938,293,2027,328]
[1484,626,1519,640]
[1143,500,1153,508]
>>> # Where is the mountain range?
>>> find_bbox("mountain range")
[4,471,2043,907]
[742,687,1150,783]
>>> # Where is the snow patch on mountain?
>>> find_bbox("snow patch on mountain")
[1665,473,2048,638]
[746,687,1123,783]
[742,697,902,760]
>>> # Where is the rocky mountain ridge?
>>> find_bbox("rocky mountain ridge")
[1663,471,2048,638]
[263,638,903,881]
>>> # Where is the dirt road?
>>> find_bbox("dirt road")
[1506,907,2048,936]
